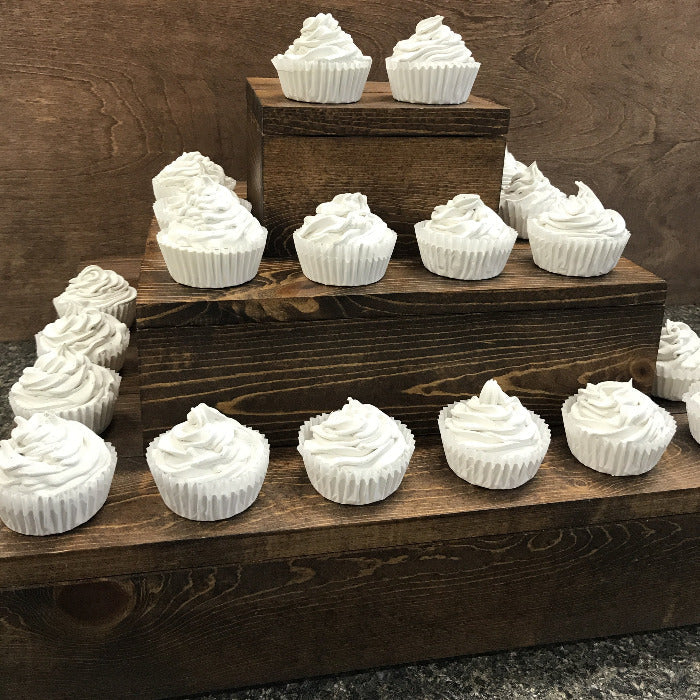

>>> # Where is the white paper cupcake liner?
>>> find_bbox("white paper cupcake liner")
[158,234,266,288]
[146,434,270,521]
[415,221,517,280]
[529,223,631,277]
[652,364,700,402]
[298,413,415,505]
[293,232,396,286]
[53,295,137,328]
[385,59,480,104]
[437,403,550,489]
[272,56,372,103]
[562,395,676,476]
[0,442,117,536]
[9,373,121,435]
[683,382,700,445]
[35,329,130,372]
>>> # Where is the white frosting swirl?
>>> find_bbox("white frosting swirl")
[294,193,396,249]
[501,161,564,213]
[9,345,119,412]
[149,404,267,481]
[422,194,514,241]
[36,310,129,364]
[302,398,407,469]
[568,380,669,442]
[153,151,236,199]
[501,147,526,192]
[277,13,364,62]
[444,380,541,453]
[54,265,136,314]
[389,16,476,64]
[533,181,629,239]
[657,320,700,371]
[0,413,113,493]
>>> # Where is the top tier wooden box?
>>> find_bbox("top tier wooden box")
[246,78,510,257]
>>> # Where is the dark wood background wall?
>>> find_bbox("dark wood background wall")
[1,1,698,340]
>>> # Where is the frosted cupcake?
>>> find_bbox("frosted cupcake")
[157,177,267,288]
[293,193,397,286]
[529,182,631,277]
[272,13,372,104]
[652,320,700,401]
[298,398,415,505]
[53,265,137,327]
[386,16,480,104]
[9,345,121,434]
[36,310,130,372]
[415,194,517,280]
[562,380,676,476]
[499,162,565,240]
[683,381,700,445]
[438,380,550,489]
[500,147,526,207]
[153,151,236,201]
[146,404,269,521]
[0,413,117,535]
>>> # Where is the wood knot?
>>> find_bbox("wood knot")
[55,580,134,627]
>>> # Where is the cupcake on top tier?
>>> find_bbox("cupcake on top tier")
[0,413,117,535]
[438,379,550,489]
[53,265,137,327]
[562,380,676,476]
[415,193,517,280]
[499,162,565,240]
[157,176,267,288]
[652,319,700,401]
[293,192,397,286]
[529,182,631,277]
[500,147,526,207]
[272,13,372,104]
[386,15,480,104]
[683,382,700,445]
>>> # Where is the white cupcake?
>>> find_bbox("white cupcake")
[529,182,631,277]
[499,161,565,240]
[683,381,700,445]
[53,265,137,327]
[562,380,676,476]
[0,413,117,536]
[415,194,517,280]
[272,13,372,104]
[157,177,267,288]
[298,398,415,505]
[293,193,397,286]
[652,320,700,401]
[9,345,121,434]
[500,147,527,208]
[386,16,480,104]
[36,310,130,372]
[438,380,550,489]
[146,404,269,521]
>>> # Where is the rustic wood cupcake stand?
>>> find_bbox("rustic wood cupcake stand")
[1,80,698,699]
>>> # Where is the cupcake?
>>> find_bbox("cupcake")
[298,398,415,505]
[438,379,550,489]
[529,182,631,277]
[0,413,117,535]
[157,177,267,288]
[652,320,700,401]
[53,265,137,327]
[500,147,526,207]
[36,310,130,372]
[271,13,372,104]
[9,345,121,434]
[146,403,269,521]
[415,194,517,280]
[683,381,700,445]
[386,15,480,104]
[562,380,676,476]
[499,161,565,240]
[153,151,238,201]
[293,193,397,286]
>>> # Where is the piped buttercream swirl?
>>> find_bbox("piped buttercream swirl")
[502,161,564,212]
[277,13,364,62]
[422,194,513,241]
[389,15,476,64]
[54,265,136,315]
[657,320,700,371]
[501,147,526,192]
[153,151,236,199]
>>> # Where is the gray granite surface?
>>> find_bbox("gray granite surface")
[1,307,698,699]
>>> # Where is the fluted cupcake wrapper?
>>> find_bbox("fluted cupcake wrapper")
[293,232,396,286]
[438,403,551,489]
[0,442,117,536]
[54,295,136,327]
[529,223,630,277]
[146,434,270,521]
[652,363,700,402]
[385,58,480,104]
[561,395,676,476]
[272,56,372,104]
[158,234,266,288]
[35,330,130,373]
[682,382,700,445]
[298,413,415,505]
[415,221,517,280]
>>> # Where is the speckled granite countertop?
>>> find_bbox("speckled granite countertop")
[1,306,698,700]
